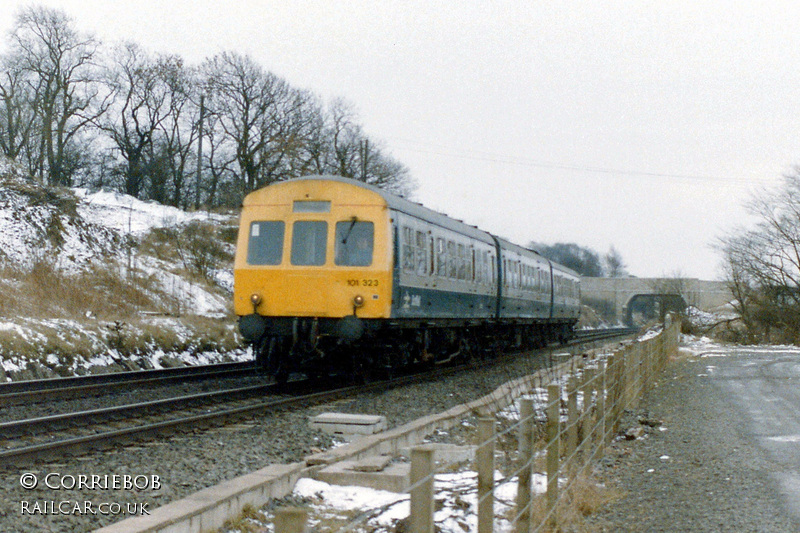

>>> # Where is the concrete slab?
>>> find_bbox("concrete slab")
[399,443,476,466]
[350,454,393,472]
[309,412,387,436]
[314,460,411,492]
[309,444,475,492]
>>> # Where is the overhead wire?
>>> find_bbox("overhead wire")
[386,136,782,187]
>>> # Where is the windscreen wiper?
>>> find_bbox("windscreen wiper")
[341,216,358,244]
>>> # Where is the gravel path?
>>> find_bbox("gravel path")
[588,352,799,532]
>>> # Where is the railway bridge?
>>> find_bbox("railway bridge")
[580,277,732,324]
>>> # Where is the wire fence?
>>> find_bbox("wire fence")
[271,317,680,533]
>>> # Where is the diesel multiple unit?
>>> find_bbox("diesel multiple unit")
[234,175,580,379]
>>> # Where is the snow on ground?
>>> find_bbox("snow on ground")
[0,164,243,377]
[243,471,546,533]
[681,334,800,358]
[74,189,235,318]
[0,171,234,317]
[0,315,251,379]
[74,188,228,237]
[136,255,229,318]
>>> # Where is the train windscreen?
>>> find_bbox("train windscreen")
[247,221,284,265]
[291,221,327,265]
[335,221,374,266]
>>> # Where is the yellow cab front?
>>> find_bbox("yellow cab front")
[233,177,394,338]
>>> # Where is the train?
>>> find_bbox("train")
[233,175,580,380]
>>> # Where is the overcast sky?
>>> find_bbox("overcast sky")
[2,1,797,280]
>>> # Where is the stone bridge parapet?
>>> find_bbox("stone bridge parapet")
[580,277,732,323]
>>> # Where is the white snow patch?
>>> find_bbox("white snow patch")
[275,470,554,533]
[75,188,227,237]
[767,435,800,443]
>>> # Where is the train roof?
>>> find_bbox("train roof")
[493,236,579,278]
[289,175,495,244]
[278,175,581,279]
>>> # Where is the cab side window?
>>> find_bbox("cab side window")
[335,221,374,266]
[291,221,327,266]
[247,221,284,265]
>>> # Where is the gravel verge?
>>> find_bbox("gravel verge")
[588,353,799,532]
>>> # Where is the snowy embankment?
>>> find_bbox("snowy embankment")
[0,160,247,380]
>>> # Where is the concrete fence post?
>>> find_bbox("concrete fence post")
[608,351,623,438]
[566,375,579,473]
[546,383,561,526]
[274,508,308,533]
[596,359,606,455]
[410,446,435,533]
[477,417,495,533]
[631,343,642,407]
[641,341,649,394]
[621,345,632,410]
[584,366,596,467]
[578,361,591,464]
[515,398,534,533]
[655,332,662,375]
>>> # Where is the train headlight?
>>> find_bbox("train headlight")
[250,293,262,306]
[352,294,365,308]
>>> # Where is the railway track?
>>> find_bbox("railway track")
[0,327,636,466]
[0,370,409,465]
[573,326,639,343]
[0,361,257,406]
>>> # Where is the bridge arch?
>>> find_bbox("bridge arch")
[624,293,687,326]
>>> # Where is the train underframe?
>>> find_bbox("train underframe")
[248,315,576,382]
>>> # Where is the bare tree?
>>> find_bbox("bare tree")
[202,51,285,193]
[650,270,686,295]
[8,5,108,185]
[604,245,627,278]
[200,109,236,207]
[0,54,37,162]
[155,56,200,208]
[325,98,412,196]
[533,242,604,277]
[255,85,316,185]
[328,98,362,178]
[719,170,800,340]
[98,42,172,197]
[294,95,329,176]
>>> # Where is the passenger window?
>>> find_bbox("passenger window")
[457,244,466,280]
[401,227,415,271]
[429,237,435,274]
[247,221,284,265]
[415,231,427,275]
[436,238,446,276]
[447,241,457,278]
[291,221,327,266]
[335,221,374,266]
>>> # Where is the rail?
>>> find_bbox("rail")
[0,361,256,406]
